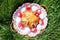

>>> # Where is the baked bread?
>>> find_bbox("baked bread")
[12,3,48,37]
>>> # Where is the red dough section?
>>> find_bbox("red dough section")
[38,18,44,25]
[34,9,41,16]
[17,12,22,18]
[30,27,37,33]
[18,23,24,29]
[26,4,32,10]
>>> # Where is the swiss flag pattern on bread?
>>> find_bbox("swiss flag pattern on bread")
[13,3,48,37]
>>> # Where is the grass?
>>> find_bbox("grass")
[0,0,60,40]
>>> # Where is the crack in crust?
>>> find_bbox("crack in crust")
[21,10,39,28]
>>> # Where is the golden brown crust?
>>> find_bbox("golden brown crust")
[24,34,29,38]
[22,10,38,28]
[41,4,48,12]
[10,20,18,32]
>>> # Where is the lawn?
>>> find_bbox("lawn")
[0,0,60,40]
